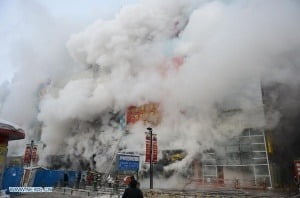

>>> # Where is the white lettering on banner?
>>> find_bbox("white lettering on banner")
[119,155,139,161]
[9,187,53,193]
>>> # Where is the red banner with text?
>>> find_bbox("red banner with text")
[23,144,39,166]
[145,133,158,163]
[23,145,31,165]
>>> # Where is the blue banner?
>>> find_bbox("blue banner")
[118,154,140,171]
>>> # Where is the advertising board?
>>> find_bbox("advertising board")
[117,154,140,171]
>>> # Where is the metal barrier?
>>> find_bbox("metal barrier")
[56,187,124,197]
[183,178,267,190]
[142,189,258,198]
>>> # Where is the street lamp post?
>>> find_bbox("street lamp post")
[147,127,153,189]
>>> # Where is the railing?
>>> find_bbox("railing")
[56,186,124,197]
[142,189,264,198]
[183,178,268,190]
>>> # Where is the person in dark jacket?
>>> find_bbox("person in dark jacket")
[122,179,143,198]
[63,172,69,187]
[76,171,81,189]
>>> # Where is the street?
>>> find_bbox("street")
[11,187,292,198]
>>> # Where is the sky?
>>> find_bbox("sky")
[0,0,139,84]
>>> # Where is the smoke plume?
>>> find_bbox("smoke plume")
[1,0,300,186]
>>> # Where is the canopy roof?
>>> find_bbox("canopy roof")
[0,119,25,141]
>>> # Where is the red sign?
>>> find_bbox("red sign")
[294,160,300,177]
[152,135,158,163]
[145,134,158,163]
[31,146,39,164]
[23,144,39,166]
[127,103,160,126]
[23,145,31,165]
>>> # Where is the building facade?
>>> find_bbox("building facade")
[197,128,272,188]
[0,120,25,188]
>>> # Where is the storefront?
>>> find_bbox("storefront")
[0,120,25,188]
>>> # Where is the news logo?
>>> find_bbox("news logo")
[9,187,53,193]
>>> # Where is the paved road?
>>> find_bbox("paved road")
[10,192,82,198]
[11,187,292,198]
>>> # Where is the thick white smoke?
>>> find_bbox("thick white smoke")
[36,0,300,176]
[38,0,200,164]
[2,0,300,184]
[0,0,103,155]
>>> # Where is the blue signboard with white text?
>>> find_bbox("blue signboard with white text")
[117,154,140,171]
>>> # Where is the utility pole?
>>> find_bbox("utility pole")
[30,140,34,168]
[147,127,153,189]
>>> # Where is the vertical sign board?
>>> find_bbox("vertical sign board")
[145,133,158,163]
[294,160,300,178]
[23,145,31,166]
[152,134,158,163]
[31,145,39,165]
[145,133,151,163]
[23,144,39,166]
[118,154,140,171]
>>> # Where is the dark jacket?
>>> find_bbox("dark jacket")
[122,180,143,198]
[122,187,143,198]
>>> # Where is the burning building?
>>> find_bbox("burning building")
[1,0,299,191]
[122,76,273,189]
[194,128,272,188]
[261,83,300,188]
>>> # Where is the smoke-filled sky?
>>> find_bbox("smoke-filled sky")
[0,0,138,157]
[1,0,300,175]
[0,0,139,130]
[0,0,139,83]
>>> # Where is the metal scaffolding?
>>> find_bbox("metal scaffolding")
[201,128,272,188]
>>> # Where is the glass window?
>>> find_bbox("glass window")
[251,136,264,143]
[251,144,266,151]
[253,158,268,164]
[240,153,253,164]
[255,165,269,175]
[226,145,240,153]
[215,146,226,157]
[240,144,252,152]
[239,136,250,144]
[227,137,239,145]
[216,158,226,164]
[203,166,217,176]
[253,152,267,158]
[226,153,241,164]
[250,129,263,136]
[241,129,250,136]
